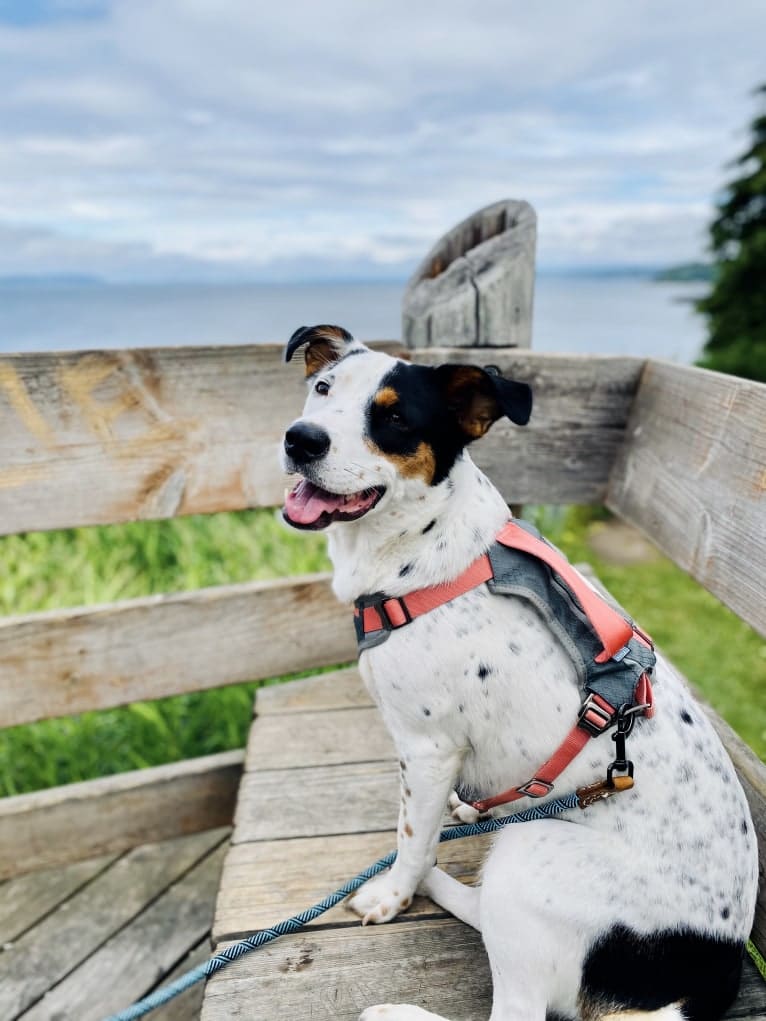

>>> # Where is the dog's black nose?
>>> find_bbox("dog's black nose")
[284,422,331,463]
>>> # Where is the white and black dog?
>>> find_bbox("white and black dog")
[280,325,758,1021]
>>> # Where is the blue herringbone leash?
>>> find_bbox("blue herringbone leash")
[103,791,580,1021]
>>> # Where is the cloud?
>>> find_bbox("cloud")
[0,1,764,279]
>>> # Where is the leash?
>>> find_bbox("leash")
[102,789,582,1021]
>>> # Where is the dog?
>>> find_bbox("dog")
[280,324,758,1021]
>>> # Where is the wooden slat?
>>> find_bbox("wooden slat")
[0,751,241,879]
[0,342,403,536]
[151,937,213,1021]
[0,573,356,727]
[20,841,227,1021]
[0,853,118,944]
[203,919,492,1021]
[412,350,645,503]
[232,761,399,845]
[245,707,393,771]
[0,828,224,1019]
[202,916,765,1021]
[213,830,493,943]
[606,360,766,638]
[0,346,642,535]
[255,667,372,715]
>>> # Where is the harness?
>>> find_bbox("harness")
[354,519,656,812]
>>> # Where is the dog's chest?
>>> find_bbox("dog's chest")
[358,586,583,789]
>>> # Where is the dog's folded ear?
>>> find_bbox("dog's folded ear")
[285,325,361,377]
[436,363,532,439]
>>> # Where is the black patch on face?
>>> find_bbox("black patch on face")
[581,924,744,1020]
[366,362,475,485]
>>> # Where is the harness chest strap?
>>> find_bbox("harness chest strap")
[354,520,655,812]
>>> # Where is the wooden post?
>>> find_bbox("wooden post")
[402,199,536,350]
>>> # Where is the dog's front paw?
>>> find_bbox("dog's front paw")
[347,873,414,925]
[448,790,481,824]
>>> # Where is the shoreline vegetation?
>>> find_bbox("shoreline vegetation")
[0,505,762,798]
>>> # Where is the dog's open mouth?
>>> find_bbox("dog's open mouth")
[283,479,386,530]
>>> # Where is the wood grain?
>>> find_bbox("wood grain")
[245,706,393,771]
[213,830,493,942]
[0,346,644,535]
[0,342,403,535]
[0,828,224,1018]
[606,360,766,637]
[20,841,227,1021]
[0,574,356,727]
[254,667,372,715]
[203,922,766,1021]
[231,761,399,845]
[0,752,240,879]
[412,349,645,504]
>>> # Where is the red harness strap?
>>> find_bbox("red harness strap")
[354,520,654,811]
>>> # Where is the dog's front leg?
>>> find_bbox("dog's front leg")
[348,741,460,925]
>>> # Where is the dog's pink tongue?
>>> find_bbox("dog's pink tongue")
[285,479,345,525]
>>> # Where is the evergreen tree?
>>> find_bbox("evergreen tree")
[697,85,766,382]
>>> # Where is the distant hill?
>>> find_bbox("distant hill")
[0,273,104,289]
[653,262,714,283]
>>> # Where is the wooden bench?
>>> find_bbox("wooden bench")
[0,338,763,1020]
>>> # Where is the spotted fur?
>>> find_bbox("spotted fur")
[281,330,758,1021]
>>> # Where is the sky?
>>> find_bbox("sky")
[0,0,764,282]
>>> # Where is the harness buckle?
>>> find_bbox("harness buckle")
[363,593,412,631]
[577,693,616,736]
[518,778,554,799]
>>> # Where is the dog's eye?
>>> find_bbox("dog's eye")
[388,409,407,428]
[314,379,331,396]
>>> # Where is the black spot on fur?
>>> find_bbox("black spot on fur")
[398,562,414,577]
[681,709,694,725]
[721,906,731,920]
[477,662,492,681]
[741,818,748,835]
[581,924,744,1021]
[422,519,437,534]
[508,640,521,655]
[458,704,464,713]
[422,707,431,716]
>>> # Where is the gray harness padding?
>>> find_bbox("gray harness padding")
[487,520,655,710]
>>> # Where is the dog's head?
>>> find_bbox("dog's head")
[281,324,532,531]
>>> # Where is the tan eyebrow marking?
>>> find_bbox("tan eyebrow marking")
[373,386,399,407]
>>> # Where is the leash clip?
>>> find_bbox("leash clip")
[605,703,647,786]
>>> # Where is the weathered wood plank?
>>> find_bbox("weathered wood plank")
[412,350,645,504]
[0,752,240,879]
[245,707,393,771]
[214,830,493,943]
[20,841,227,1021]
[151,936,212,1021]
[255,667,372,715]
[0,574,356,727]
[203,923,765,1020]
[204,919,491,1021]
[0,346,643,535]
[606,360,766,638]
[0,828,224,1019]
[0,342,403,535]
[232,761,399,845]
[403,199,536,350]
[0,853,118,945]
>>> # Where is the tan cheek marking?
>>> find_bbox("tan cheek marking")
[366,439,436,485]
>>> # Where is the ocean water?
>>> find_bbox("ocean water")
[0,276,708,362]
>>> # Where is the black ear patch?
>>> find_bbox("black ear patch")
[285,324,356,376]
[436,363,532,439]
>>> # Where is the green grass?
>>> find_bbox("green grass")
[0,506,763,797]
